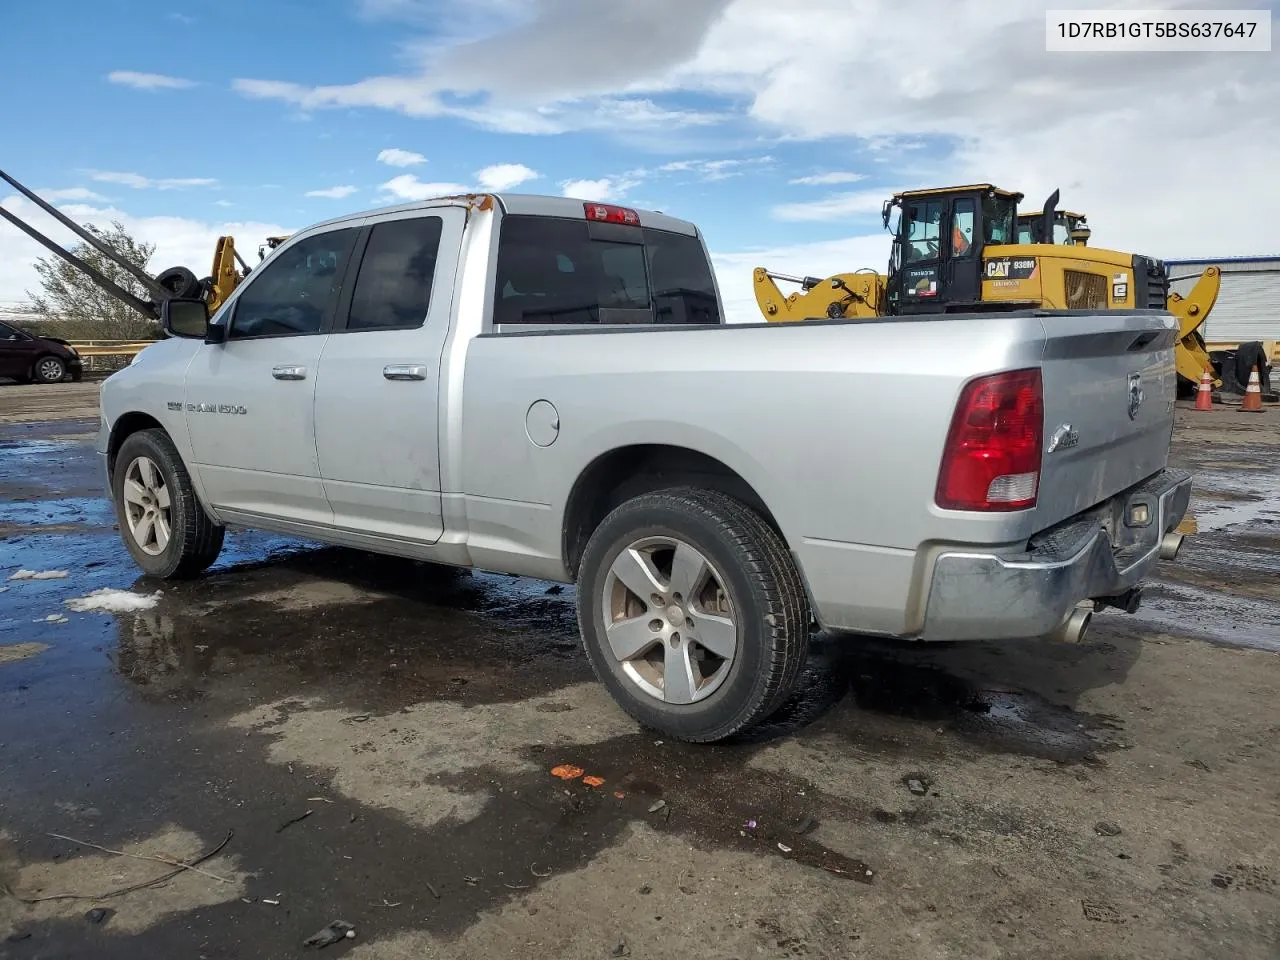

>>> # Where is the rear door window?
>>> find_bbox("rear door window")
[493,215,719,326]
[344,216,443,331]
[646,229,721,324]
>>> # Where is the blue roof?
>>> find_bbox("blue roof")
[1163,255,1280,265]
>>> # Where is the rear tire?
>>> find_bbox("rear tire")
[576,486,811,743]
[33,355,66,383]
[112,428,225,579]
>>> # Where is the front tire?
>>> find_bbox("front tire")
[576,487,811,743]
[34,356,66,383]
[112,428,225,579]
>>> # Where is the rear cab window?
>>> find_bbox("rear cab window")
[491,214,720,328]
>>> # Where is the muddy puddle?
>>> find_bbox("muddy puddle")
[1175,460,1280,535]
[1125,580,1280,653]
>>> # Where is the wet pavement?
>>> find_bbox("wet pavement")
[2,399,1280,959]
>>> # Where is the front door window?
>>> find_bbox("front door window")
[905,200,942,263]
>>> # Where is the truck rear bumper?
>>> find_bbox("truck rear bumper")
[919,467,1193,641]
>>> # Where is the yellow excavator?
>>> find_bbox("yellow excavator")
[0,167,289,320]
[753,184,1222,392]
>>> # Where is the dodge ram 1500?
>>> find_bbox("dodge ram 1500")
[96,192,1192,742]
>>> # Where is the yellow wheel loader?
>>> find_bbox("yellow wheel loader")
[754,184,1222,392]
[0,167,290,321]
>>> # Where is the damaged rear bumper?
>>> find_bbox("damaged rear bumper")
[919,467,1193,641]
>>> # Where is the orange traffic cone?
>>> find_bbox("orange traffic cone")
[1241,368,1263,412]
[1194,369,1214,410]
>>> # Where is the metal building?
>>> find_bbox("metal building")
[1166,256,1280,357]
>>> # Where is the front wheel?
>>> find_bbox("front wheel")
[34,356,66,383]
[112,428,225,579]
[576,487,811,743]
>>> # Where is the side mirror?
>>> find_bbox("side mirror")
[160,297,209,339]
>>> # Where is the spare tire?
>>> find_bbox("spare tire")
[155,266,202,299]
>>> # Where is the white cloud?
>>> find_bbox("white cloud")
[229,1,734,136]
[710,234,893,324]
[675,0,1279,256]
[234,0,1279,257]
[0,194,292,306]
[376,166,542,202]
[107,70,196,90]
[233,73,726,136]
[377,147,426,167]
[377,175,471,201]
[214,199,234,208]
[658,157,772,181]
[560,177,642,202]
[36,187,107,202]
[305,185,359,199]
[771,188,899,222]
[88,171,217,190]
[789,172,866,186]
[475,163,539,191]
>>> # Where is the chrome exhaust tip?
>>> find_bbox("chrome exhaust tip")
[1050,605,1093,644]
[1159,531,1184,561]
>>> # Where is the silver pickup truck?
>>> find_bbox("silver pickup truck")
[96,193,1192,742]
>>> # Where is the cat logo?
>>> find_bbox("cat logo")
[984,257,1038,281]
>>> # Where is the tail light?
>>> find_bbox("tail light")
[584,202,640,225]
[935,368,1043,511]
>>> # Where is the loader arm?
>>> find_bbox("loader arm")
[1167,266,1220,340]
[0,204,157,320]
[1167,266,1222,388]
[753,267,884,322]
[0,167,170,303]
[207,236,248,313]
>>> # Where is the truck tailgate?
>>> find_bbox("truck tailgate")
[1033,311,1178,530]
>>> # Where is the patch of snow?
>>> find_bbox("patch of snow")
[65,589,162,614]
[8,569,70,581]
[33,614,70,624]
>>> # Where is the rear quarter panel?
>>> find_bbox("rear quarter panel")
[455,315,1057,632]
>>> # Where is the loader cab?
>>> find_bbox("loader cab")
[1018,210,1091,246]
[883,184,1022,315]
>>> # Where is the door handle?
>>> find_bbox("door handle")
[383,364,427,381]
[272,365,307,380]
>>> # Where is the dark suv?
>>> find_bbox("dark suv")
[0,319,83,384]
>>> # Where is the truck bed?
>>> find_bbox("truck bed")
[455,307,1180,636]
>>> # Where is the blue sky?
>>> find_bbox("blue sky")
[2,0,1276,321]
